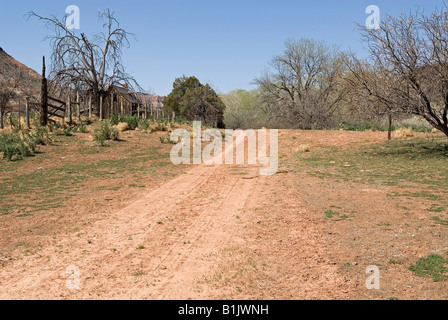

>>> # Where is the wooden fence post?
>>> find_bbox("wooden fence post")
[89,95,92,118]
[99,95,103,120]
[40,56,48,126]
[68,96,72,125]
[25,97,30,129]
[77,91,80,122]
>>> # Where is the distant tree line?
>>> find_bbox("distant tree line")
[222,5,448,138]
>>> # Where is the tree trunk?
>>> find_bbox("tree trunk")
[388,112,392,141]
[99,94,103,120]
[0,106,4,129]
[25,98,30,129]
[68,97,72,125]
[89,95,92,117]
[91,87,100,117]
[77,91,80,122]
[40,56,48,127]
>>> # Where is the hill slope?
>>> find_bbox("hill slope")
[0,48,42,109]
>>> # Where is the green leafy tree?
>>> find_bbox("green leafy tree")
[165,75,225,127]
[164,75,202,116]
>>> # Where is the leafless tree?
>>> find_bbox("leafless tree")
[254,38,346,129]
[342,55,409,139]
[356,5,448,137]
[28,9,141,116]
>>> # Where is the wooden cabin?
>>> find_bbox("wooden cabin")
[102,84,144,119]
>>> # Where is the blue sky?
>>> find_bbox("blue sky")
[0,0,445,96]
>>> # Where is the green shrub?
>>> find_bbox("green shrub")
[31,126,51,146]
[110,114,120,126]
[159,134,176,144]
[72,122,87,133]
[92,121,119,146]
[77,122,88,133]
[119,115,139,130]
[0,131,41,161]
[138,119,151,131]
[8,114,19,129]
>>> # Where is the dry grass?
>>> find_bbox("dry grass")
[393,127,414,139]
[296,144,311,153]
[115,122,129,132]
[149,123,161,132]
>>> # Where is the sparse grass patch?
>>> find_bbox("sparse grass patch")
[388,260,404,265]
[295,137,448,192]
[324,210,348,220]
[0,129,187,222]
[431,215,448,226]
[409,254,448,282]
[427,204,445,213]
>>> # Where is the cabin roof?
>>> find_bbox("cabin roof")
[109,85,142,104]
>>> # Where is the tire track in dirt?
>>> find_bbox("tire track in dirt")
[148,168,259,299]
[0,132,256,299]
[0,164,225,299]
[0,130,355,299]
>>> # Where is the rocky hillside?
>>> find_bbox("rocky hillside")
[0,47,42,110]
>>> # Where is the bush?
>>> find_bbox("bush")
[31,126,51,146]
[159,134,176,144]
[92,121,119,146]
[71,122,88,134]
[0,131,41,161]
[337,122,383,132]
[119,115,138,130]
[138,119,151,131]
[7,114,20,129]
[110,114,120,126]
[115,122,129,132]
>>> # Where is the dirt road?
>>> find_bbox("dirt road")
[0,132,355,299]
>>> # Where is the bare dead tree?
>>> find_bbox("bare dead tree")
[357,5,448,137]
[342,55,410,140]
[28,9,142,116]
[254,38,346,129]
